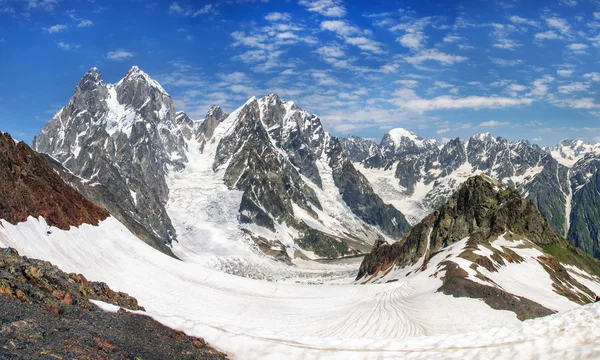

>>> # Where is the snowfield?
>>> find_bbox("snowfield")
[2,217,600,359]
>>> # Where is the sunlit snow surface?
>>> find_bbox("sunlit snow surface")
[2,217,600,359]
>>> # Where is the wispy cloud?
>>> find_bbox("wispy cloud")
[405,49,468,66]
[106,49,135,61]
[489,57,523,67]
[77,20,93,28]
[299,0,346,17]
[43,24,67,33]
[57,41,79,50]
[479,120,510,127]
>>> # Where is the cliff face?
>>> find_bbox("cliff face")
[0,132,108,229]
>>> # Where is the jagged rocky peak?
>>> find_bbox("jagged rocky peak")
[471,132,497,143]
[117,65,170,96]
[257,93,325,149]
[33,66,187,255]
[76,67,105,92]
[340,135,379,163]
[175,111,193,127]
[197,105,229,144]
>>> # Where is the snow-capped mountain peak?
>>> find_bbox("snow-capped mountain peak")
[116,65,170,97]
[545,138,600,167]
[386,128,425,147]
[472,132,497,143]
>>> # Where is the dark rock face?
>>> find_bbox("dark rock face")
[0,248,227,359]
[198,105,229,150]
[327,138,411,238]
[33,66,188,252]
[340,135,379,163]
[568,154,600,258]
[0,132,108,229]
[215,100,321,231]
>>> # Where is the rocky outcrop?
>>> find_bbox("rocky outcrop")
[356,175,600,319]
[0,132,108,230]
[0,247,227,359]
[358,175,600,280]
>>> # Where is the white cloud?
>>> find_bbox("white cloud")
[555,98,600,109]
[568,43,588,51]
[559,0,577,6]
[193,4,218,17]
[77,20,93,28]
[107,49,135,61]
[44,24,67,33]
[299,0,346,17]
[392,88,532,112]
[546,17,570,34]
[443,35,463,43]
[315,44,345,58]
[26,0,59,11]
[436,128,450,134]
[169,2,217,17]
[265,12,291,22]
[345,36,385,54]
[405,49,468,66]
[398,33,424,50]
[558,82,589,94]
[557,69,574,77]
[479,120,510,127]
[168,2,188,15]
[527,75,554,97]
[533,137,542,142]
[57,41,79,50]
[493,39,522,50]
[567,43,588,54]
[509,15,539,27]
[508,84,527,92]
[394,79,419,88]
[584,72,600,81]
[489,57,523,67]
[535,30,561,40]
[321,20,360,36]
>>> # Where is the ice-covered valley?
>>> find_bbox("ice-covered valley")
[2,216,600,359]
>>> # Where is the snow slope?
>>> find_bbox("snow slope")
[2,217,600,359]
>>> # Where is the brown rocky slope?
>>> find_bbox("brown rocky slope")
[0,247,227,359]
[0,132,108,229]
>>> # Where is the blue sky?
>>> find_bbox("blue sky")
[1,0,600,145]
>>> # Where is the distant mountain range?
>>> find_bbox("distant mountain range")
[31,66,600,265]
[341,129,600,260]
